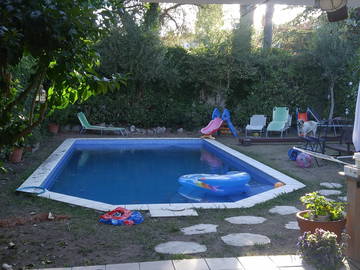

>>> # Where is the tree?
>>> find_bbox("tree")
[0,0,124,148]
[311,20,355,120]
[232,4,255,55]
[263,3,275,49]
[194,4,225,48]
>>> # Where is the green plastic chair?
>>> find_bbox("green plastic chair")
[77,112,127,136]
[266,107,290,137]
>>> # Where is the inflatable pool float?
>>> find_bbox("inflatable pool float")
[178,171,250,196]
[99,207,144,226]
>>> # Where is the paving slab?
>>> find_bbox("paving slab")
[221,233,271,247]
[268,255,303,267]
[238,256,278,270]
[150,209,198,217]
[318,189,342,196]
[205,257,244,270]
[339,196,347,202]
[180,224,218,235]
[73,266,105,270]
[106,263,140,270]
[284,221,300,230]
[40,268,71,270]
[173,259,209,270]
[155,241,207,254]
[139,260,174,270]
[320,182,343,189]
[269,206,300,215]
[225,216,266,225]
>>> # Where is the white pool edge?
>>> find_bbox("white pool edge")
[18,137,306,211]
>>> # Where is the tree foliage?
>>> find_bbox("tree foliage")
[0,0,125,148]
[2,3,360,138]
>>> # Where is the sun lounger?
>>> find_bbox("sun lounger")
[307,107,352,136]
[266,107,290,137]
[245,115,267,137]
[77,112,127,136]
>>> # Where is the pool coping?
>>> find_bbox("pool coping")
[18,138,305,211]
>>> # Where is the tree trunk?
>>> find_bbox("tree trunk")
[328,78,335,120]
[263,3,274,49]
[232,4,255,56]
[0,102,48,149]
[144,3,160,31]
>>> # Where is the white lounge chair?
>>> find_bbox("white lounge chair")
[245,115,267,137]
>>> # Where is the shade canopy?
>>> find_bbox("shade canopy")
[140,0,360,7]
[353,82,360,152]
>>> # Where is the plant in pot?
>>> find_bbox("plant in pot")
[296,192,346,240]
[24,127,42,153]
[47,109,69,135]
[297,228,348,270]
[9,138,25,163]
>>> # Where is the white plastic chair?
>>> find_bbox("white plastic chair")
[245,115,267,137]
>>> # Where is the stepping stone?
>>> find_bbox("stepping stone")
[325,197,335,202]
[285,221,300,230]
[269,206,299,215]
[320,182,343,189]
[221,233,270,247]
[180,224,218,235]
[155,241,206,254]
[225,216,266,225]
[318,189,342,196]
[338,196,347,202]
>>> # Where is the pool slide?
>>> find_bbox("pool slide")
[200,108,223,135]
[222,109,239,137]
[200,108,238,137]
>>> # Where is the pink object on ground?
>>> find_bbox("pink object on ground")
[201,117,223,135]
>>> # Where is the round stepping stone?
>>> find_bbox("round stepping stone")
[320,182,343,189]
[338,196,347,202]
[221,233,270,247]
[155,241,207,254]
[225,216,266,225]
[181,224,218,235]
[318,189,342,196]
[269,206,299,215]
[285,221,300,230]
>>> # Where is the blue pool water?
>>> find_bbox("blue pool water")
[43,139,278,204]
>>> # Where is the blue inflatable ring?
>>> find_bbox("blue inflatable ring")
[288,148,300,161]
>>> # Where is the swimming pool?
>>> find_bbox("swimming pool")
[18,138,305,210]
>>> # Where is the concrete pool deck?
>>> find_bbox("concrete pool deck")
[36,255,354,270]
[18,138,305,211]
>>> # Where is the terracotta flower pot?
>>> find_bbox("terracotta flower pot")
[48,123,60,134]
[9,147,23,163]
[296,210,346,240]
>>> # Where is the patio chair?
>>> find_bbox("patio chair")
[266,107,290,137]
[77,112,127,136]
[245,115,267,137]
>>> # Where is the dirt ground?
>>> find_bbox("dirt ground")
[0,131,347,268]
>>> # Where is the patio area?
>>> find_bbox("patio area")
[36,255,354,270]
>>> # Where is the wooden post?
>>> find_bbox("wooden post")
[344,161,360,267]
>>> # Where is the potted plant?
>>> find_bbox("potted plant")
[24,127,42,153]
[296,192,346,240]
[297,228,347,270]
[9,139,25,163]
[47,109,69,134]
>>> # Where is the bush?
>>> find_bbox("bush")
[297,229,347,270]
